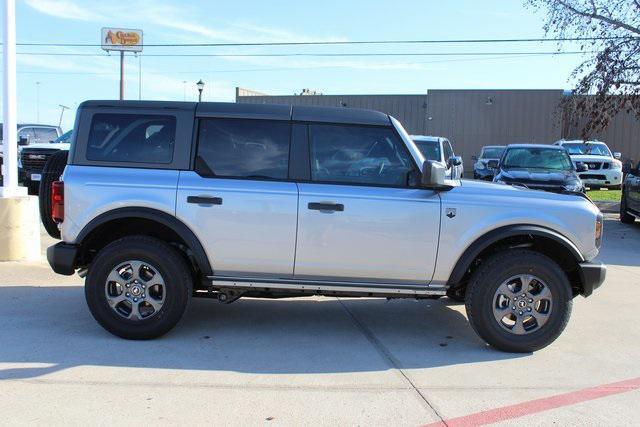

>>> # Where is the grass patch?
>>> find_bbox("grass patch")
[586,189,621,201]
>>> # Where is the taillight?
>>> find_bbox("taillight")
[51,181,64,224]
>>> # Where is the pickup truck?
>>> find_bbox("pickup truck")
[44,101,606,352]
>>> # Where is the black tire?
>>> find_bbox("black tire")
[446,286,466,303]
[39,150,68,239]
[620,191,636,224]
[85,236,193,340]
[465,249,572,353]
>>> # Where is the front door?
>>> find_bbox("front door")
[176,118,298,278]
[294,123,441,284]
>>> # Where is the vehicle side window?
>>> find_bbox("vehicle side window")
[86,114,176,164]
[18,127,36,143]
[309,124,415,186]
[34,128,59,143]
[443,140,454,160]
[196,118,291,180]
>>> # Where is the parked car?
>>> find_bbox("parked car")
[410,135,463,178]
[0,123,63,186]
[45,101,605,353]
[554,140,623,190]
[492,145,585,193]
[20,130,71,194]
[473,145,505,180]
[620,163,640,224]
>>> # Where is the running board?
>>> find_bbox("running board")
[206,276,446,296]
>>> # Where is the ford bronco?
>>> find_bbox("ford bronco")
[45,101,606,352]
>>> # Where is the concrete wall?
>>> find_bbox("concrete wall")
[237,88,640,168]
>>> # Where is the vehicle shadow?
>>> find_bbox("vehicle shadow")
[0,285,525,380]
[595,217,640,268]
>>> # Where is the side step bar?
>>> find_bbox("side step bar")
[206,275,446,296]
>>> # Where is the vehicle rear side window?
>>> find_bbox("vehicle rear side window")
[309,124,415,186]
[86,114,176,164]
[196,118,290,179]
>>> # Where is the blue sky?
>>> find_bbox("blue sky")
[4,0,587,130]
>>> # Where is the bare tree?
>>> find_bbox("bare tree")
[527,0,640,137]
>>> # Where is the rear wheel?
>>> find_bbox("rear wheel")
[85,236,192,339]
[620,191,636,224]
[39,150,68,239]
[465,250,572,353]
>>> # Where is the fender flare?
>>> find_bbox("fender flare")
[76,207,213,276]
[447,224,584,286]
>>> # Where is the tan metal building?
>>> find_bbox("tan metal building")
[236,87,639,168]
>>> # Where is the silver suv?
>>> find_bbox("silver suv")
[46,101,606,352]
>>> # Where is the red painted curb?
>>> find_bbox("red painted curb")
[423,377,640,427]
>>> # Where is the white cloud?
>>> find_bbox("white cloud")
[24,0,103,21]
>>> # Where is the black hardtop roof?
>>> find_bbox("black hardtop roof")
[79,100,391,126]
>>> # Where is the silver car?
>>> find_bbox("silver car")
[45,101,605,352]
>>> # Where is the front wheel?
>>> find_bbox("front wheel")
[85,236,193,339]
[465,250,572,353]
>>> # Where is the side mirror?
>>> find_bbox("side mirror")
[421,160,447,188]
[18,136,29,146]
[448,156,463,167]
[471,155,478,161]
[576,162,588,172]
[613,152,622,160]
[487,159,499,169]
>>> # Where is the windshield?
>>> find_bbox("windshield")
[480,147,505,159]
[562,142,611,157]
[413,140,441,161]
[502,147,574,171]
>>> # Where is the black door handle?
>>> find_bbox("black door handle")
[187,196,223,205]
[308,202,344,212]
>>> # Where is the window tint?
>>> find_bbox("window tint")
[35,128,59,143]
[443,140,454,160]
[196,118,290,179]
[413,139,441,161]
[309,124,415,186]
[87,114,176,164]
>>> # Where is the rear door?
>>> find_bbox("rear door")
[176,117,298,278]
[294,123,441,284]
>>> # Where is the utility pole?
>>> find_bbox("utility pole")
[58,105,69,127]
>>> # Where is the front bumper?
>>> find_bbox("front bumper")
[578,170,622,187]
[473,168,495,180]
[47,242,78,276]
[577,261,606,297]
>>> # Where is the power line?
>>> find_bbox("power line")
[13,50,592,58]
[12,36,636,48]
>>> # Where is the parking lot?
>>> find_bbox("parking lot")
[0,213,636,425]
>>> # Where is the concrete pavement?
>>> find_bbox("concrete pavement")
[0,216,638,425]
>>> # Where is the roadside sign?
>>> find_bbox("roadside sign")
[101,28,143,52]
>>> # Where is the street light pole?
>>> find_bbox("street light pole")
[197,79,205,102]
[36,81,41,122]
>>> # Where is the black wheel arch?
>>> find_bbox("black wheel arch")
[447,224,585,290]
[75,207,213,277]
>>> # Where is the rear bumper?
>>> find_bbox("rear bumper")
[47,242,78,276]
[578,261,606,297]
